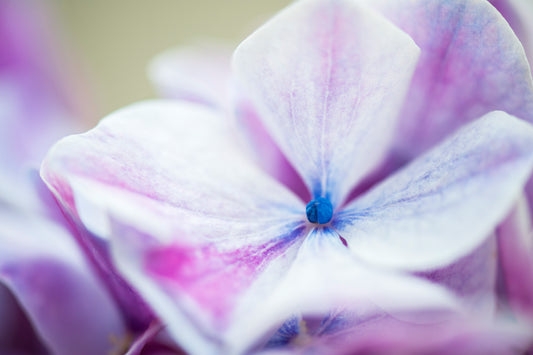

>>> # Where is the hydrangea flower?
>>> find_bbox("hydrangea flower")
[40,0,533,353]
[152,0,533,334]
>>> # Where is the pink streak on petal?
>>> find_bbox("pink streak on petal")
[144,236,301,322]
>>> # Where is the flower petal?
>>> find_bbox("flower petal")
[233,0,420,206]
[416,235,497,316]
[334,111,533,270]
[228,227,460,353]
[497,194,533,318]
[110,218,306,354]
[0,209,126,355]
[148,42,233,109]
[0,284,47,354]
[110,223,457,353]
[367,0,533,157]
[148,43,310,201]
[490,0,533,67]
[275,312,533,354]
[41,100,309,352]
[41,100,305,240]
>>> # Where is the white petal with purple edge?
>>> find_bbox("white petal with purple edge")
[233,0,420,207]
[334,111,533,270]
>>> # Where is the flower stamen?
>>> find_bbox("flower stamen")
[305,197,333,224]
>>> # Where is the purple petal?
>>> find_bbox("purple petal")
[497,194,533,318]
[368,0,533,157]
[0,210,126,355]
[233,0,420,206]
[334,111,533,270]
[0,284,47,354]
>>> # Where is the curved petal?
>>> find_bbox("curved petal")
[233,0,420,207]
[490,0,533,67]
[110,223,457,354]
[366,0,533,157]
[41,100,305,240]
[0,209,126,355]
[229,227,461,353]
[334,111,533,270]
[30,169,154,332]
[110,219,306,354]
[148,42,233,109]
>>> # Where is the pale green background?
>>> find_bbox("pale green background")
[54,1,291,119]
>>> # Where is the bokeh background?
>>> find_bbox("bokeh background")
[54,0,291,121]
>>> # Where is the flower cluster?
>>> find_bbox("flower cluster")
[2,0,533,354]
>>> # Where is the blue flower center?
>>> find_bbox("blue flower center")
[306,197,333,224]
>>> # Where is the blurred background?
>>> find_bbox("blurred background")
[54,0,291,121]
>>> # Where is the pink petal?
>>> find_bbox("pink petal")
[110,219,305,354]
[334,111,533,270]
[233,0,420,206]
[368,0,533,158]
